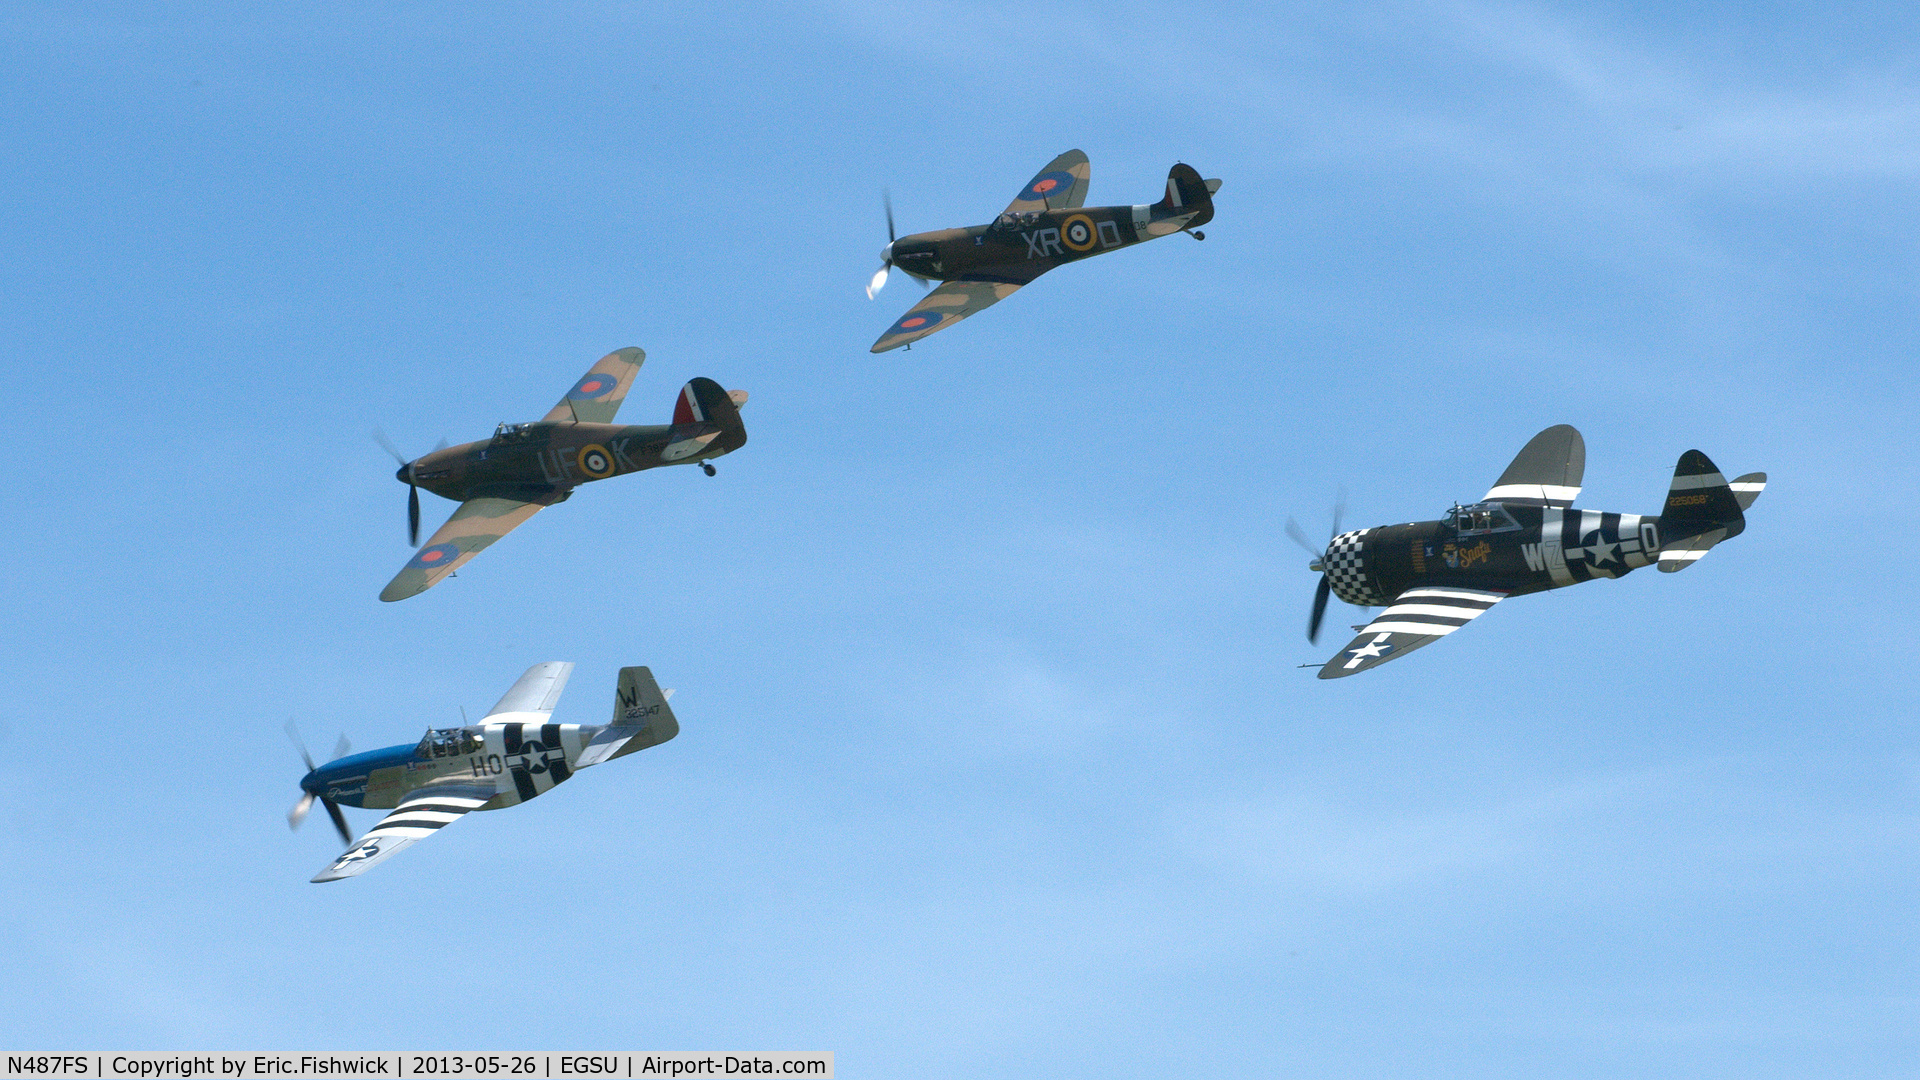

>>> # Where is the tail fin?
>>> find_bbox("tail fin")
[668,376,748,456]
[574,666,679,768]
[1654,451,1760,572]
[1150,163,1216,230]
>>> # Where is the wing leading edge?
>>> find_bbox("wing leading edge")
[310,777,499,882]
[380,495,555,602]
[1318,587,1506,679]
[871,279,1030,353]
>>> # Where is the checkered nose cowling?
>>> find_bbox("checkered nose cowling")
[1322,529,1388,607]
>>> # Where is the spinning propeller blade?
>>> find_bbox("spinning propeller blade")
[323,799,352,847]
[286,721,354,846]
[866,191,897,299]
[1292,493,1348,644]
[375,428,424,547]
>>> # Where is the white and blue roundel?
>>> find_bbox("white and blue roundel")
[1323,529,1387,607]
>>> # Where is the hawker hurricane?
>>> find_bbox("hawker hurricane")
[377,347,747,601]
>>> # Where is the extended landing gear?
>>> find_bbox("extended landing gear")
[1190,230,1206,241]
[701,462,716,477]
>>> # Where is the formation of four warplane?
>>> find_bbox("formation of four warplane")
[290,151,1765,881]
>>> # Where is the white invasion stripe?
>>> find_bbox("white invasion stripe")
[1729,481,1765,492]
[1380,604,1485,620]
[1382,595,1482,614]
[1660,548,1709,562]
[484,711,554,725]
[1485,483,1580,502]
[1363,621,1463,636]
[1396,588,1504,603]
[1668,471,1729,490]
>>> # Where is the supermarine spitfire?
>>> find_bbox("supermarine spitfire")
[378,347,747,601]
[288,662,677,881]
[866,150,1221,352]
[1290,425,1766,679]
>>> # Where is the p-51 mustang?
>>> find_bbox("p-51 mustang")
[377,347,748,601]
[866,150,1221,352]
[1290,425,1766,679]
[287,663,678,881]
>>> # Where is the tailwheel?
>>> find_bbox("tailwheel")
[701,462,716,477]
[1191,230,1206,241]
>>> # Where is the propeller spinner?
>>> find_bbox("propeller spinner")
[286,722,354,847]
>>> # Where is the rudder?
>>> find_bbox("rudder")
[1151,163,1216,230]
[1654,450,1757,572]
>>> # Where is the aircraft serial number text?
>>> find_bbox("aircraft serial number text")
[1,1056,832,1079]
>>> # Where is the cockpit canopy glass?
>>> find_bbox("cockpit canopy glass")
[417,728,484,758]
[491,422,534,442]
[1447,502,1520,535]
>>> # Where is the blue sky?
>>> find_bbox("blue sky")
[1,2,1915,1076]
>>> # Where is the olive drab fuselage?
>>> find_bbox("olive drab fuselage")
[1324,501,1670,608]
[401,418,737,504]
[887,203,1183,285]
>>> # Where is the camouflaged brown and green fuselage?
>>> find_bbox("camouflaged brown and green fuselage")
[885,198,1203,286]
[869,151,1220,352]
[402,417,740,505]
[379,348,748,602]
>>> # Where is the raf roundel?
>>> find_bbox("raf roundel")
[892,310,948,334]
[408,543,461,570]
[1061,213,1097,252]
[577,442,615,479]
[568,372,619,400]
[1022,171,1076,203]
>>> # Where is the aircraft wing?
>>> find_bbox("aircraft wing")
[1002,149,1090,214]
[1318,586,1507,679]
[379,495,552,601]
[310,777,499,883]
[484,661,574,721]
[541,347,646,425]
[871,278,1031,353]
[1484,424,1584,507]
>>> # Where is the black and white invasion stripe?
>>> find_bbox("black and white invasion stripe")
[1360,587,1505,637]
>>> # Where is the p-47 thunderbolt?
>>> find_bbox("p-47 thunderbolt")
[287,663,677,881]
[866,150,1221,352]
[1290,425,1766,679]
[377,347,747,601]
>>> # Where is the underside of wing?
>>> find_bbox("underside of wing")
[379,496,550,601]
[1001,150,1090,215]
[1484,424,1585,507]
[1318,586,1506,679]
[485,661,574,721]
[542,347,645,425]
[871,278,1028,353]
[311,777,499,882]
